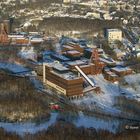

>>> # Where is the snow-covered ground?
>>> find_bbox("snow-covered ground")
[0,112,126,136]
[74,112,120,133]
[0,113,58,136]
[72,74,139,115]
[121,74,140,101]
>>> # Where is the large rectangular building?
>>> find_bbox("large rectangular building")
[44,63,84,98]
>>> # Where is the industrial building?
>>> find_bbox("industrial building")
[40,36,133,98]
[43,62,101,98]
[0,21,133,98]
[43,63,84,98]
[0,19,43,46]
[42,43,103,98]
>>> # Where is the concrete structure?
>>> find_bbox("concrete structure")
[105,29,122,43]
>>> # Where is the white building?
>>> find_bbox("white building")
[105,29,122,42]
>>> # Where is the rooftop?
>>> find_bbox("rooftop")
[111,66,131,72]
[52,71,79,80]
[53,63,69,72]
[66,60,87,66]
[107,29,122,32]
[46,62,79,80]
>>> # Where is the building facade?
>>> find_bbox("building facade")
[105,29,122,43]
[43,63,84,98]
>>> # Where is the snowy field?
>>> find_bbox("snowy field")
[121,74,140,101]
[0,113,58,136]
[72,74,140,115]
[0,112,125,136]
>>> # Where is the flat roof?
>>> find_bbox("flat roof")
[46,62,80,80]
[8,35,25,38]
[63,45,74,49]
[51,54,70,61]
[67,50,81,54]
[100,58,116,65]
[66,60,86,66]
[111,66,131,72]
[107,29,122,32]
[53,71,79,80]
[53,63,69,72]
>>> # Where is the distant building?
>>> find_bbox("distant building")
[63,0,81,3]
[105,29,122,43]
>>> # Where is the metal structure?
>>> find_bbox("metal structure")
[89,48,99,64]
[89,48,105,74]
[89,48,101,74]
[75,65,95,87]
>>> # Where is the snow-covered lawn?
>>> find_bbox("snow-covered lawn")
[0,113,58,136]
[121,74,140,101]
[74,112,120,133]
[72,74,139,115]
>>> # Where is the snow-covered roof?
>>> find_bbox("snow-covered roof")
[0,62,30,74]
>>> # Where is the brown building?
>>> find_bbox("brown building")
[104,70,119,82]
[66,42,84,53]
[111,66,132,77]
[44,63,84,98]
